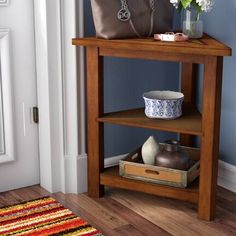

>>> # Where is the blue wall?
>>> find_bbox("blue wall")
[84,1,236,166]
[202,1,236,165]
[84,1,178,157]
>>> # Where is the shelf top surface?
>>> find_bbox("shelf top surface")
[72,34,231,57]
[98,105,202,136]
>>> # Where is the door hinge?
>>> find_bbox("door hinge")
[33,107,39,124]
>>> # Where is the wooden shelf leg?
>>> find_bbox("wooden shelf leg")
[180,62,197,146]
[198,56,223,220]
[86,46,104,198]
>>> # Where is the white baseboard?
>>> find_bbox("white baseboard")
[63,154,87,194]
[77,154,88,193]
[104,154,236,194]
[218,160,236,193]
[104,153,127,168]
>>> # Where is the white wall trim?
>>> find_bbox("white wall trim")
[34,0,57,192]
[34,0,86,193]
[0,29,15,164]
[104,153,127,168]
[60,0,87,193]
[218,160,236,193]
[64,154,87,193]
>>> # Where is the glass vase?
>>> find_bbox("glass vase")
[182,7,203,39]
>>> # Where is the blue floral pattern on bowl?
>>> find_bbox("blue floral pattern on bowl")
[143,91,184,119]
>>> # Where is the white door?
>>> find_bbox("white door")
[0,0,39,192]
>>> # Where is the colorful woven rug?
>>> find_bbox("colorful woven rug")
[0,196,104,236]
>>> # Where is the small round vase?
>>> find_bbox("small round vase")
[182,7,203,39]
[141,136,159,165]
[155,140,190,170]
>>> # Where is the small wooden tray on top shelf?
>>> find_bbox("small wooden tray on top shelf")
[119,144,200,188]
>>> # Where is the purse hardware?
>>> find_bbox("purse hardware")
[117,0,156,38]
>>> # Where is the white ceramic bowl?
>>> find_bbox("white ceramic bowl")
[143,91,184,119]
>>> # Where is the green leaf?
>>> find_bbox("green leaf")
[192,0,203,20]
[181,0,192,9]
[177,2,183,12]
[192,0,202,13]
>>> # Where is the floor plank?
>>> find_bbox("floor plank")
[0,185,236,236]
[115,224,146,236]
[111,189,231,236]
[93,196,170,236]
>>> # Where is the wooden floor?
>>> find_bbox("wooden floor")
[0,186,236,236]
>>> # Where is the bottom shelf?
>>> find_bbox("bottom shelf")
[100,166,199,204]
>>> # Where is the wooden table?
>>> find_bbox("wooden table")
[73,35,231,221]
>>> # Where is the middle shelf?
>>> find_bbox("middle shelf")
[98,104,202,136]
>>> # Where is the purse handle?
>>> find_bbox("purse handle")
[117,0,155,38]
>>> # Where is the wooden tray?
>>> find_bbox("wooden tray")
[119,144,200,188]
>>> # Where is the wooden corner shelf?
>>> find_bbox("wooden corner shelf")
[73,35,232,221]
[98,104,202,136]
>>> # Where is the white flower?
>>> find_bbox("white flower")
[196,0,214,12]
[170,0,180,8]
[170,0,215,13]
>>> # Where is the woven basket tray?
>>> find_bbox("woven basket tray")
[119,144,200,188]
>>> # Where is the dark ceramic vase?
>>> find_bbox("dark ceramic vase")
[155,140,190,170]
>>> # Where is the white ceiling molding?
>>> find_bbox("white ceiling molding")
[0,29,15,164]
[34,0,86,194]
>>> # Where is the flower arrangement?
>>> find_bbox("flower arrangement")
[170,0,214,20]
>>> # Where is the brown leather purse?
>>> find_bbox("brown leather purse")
[91,0,174,39]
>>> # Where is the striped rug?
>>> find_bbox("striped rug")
[0,196,103,236]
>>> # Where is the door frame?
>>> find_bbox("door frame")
[34,0,87,193]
